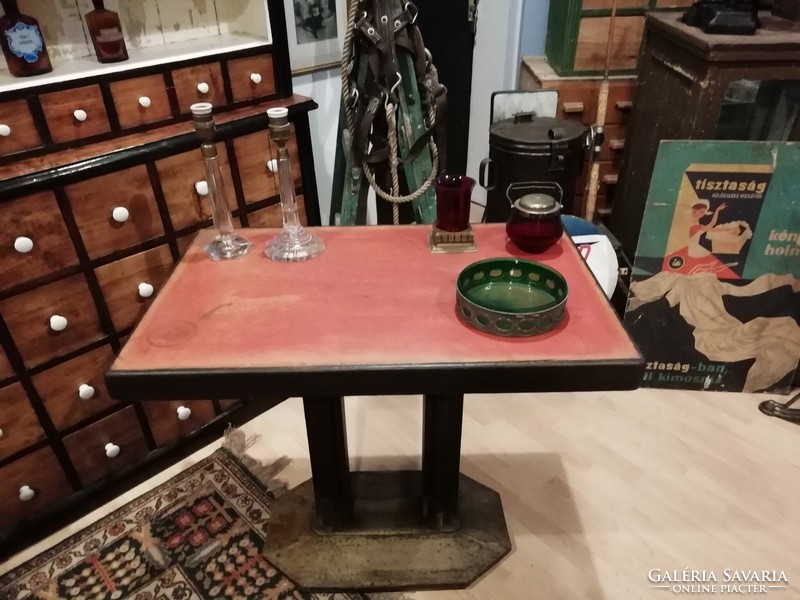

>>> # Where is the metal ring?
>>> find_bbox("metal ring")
[405,2,418,24]
[381,15,388,23]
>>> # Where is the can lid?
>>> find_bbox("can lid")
[489,116,586,150]
[514,193,561,216]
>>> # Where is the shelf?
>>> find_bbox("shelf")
[0,33,271,94]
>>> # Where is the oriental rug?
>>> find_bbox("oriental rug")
[0,432,402,600]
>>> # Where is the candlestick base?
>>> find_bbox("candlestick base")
[265,227,325,262]
[204,233,254,261]
[429,226,478,254]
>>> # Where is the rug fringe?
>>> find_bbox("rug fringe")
[221,425,291,497]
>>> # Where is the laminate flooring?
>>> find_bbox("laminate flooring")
[4,389,799,599]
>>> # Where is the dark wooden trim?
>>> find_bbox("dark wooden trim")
[268,0,294,97]
[146,162,181,264]
[26,94,52,146]
[100,81,121,131]
[106,359,645,401]
[292,112,322,226]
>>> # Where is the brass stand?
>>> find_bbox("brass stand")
[428,226,478,254]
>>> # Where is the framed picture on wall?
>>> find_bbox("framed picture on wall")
[282,0,348,74]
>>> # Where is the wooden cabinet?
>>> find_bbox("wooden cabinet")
[520,56,635,221]
[610,12,800,260]
[0,0,320,549]
[544,0,692,76]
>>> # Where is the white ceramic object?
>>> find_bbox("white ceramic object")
[105,443,120,458]
[0,124,10,137]
[195,180,209,196]
[112,206,129,223]
[49,315,68,331]
[0,427,4,439]
[78,384,95,400]
[19,486,35,502]
[250,73,262,84]
[177,406,191,421]
[73,109,88,122]
[14,236,34,253]
[267,159,278,173]
[138,96,152,108]
[138,282,154,298]
[197,82,210,94]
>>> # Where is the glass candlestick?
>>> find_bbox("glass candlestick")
[191,103,254,260]
[264,107,324,262]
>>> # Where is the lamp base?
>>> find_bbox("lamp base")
[429,226,478,254]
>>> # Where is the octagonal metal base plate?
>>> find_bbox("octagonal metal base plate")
[264,471,511,592]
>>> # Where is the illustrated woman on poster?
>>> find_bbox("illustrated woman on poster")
[663,199,740,278]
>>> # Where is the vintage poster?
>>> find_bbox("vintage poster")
[623,141,800,393]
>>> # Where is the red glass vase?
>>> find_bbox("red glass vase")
[434,174,475,232]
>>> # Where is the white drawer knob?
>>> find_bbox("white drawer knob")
[78,384,95,400]
[138,282,154,298]
[0,427,3,438]
[112,206,129,223]
[138,96,151,108]
[49,315,68,331]
[267,159,278,173]
[250,73,262,84]
[197,82,210,94]
[177,406,191,420]
[0,124,10,136]
[14,236,34,253]
[105,443,120,458]
[19,485,35,502]
[195,180,209,196]
[73,109,88,122]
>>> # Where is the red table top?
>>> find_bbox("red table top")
[107,224,642,399]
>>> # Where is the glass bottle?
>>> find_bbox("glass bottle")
[0,0,52,77]
[264,107,325,262]
[190,103,254,261]
[84,0,128,63]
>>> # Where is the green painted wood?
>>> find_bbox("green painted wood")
[396,52,437,224]
[545,0,583,75]
[337,59,370,226]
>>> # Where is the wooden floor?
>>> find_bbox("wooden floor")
[4,388,799,599]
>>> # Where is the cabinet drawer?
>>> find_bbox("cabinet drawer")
[32,346,116,431]
[244,197,307,228]
[606,80,636,125]
[66,165,165,259]
[62,405,149,486]
[574,16,645,73]
[0,346,12,381]
[142,400,216,448]
[0,383,46,461]
[110,74,172,129]
[172,62,226,114]
[545,80,600,125]
[0,191,79,293]
[0,99,42,156]
[584,0,647,7]
[599,123,627,161]
[227,54,276,102]
[0,447,73,532]
[655,0,693,6]
[39,85,111,143]
[156,147,237,231]
[233,131,277,204]
[95,245,175,332]
[0,274,105,368]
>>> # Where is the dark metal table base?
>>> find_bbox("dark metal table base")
[264,470,511,591]
[262,394,512,591]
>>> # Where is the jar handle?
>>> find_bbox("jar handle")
[478,158,496,191]
[506,181,564,206]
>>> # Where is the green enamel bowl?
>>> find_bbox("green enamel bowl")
[456,258,569,337]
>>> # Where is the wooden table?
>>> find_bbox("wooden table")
[106,223,643,591]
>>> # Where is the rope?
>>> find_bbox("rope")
[340,0,440,221]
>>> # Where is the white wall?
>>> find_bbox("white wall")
[294,0,526,224]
